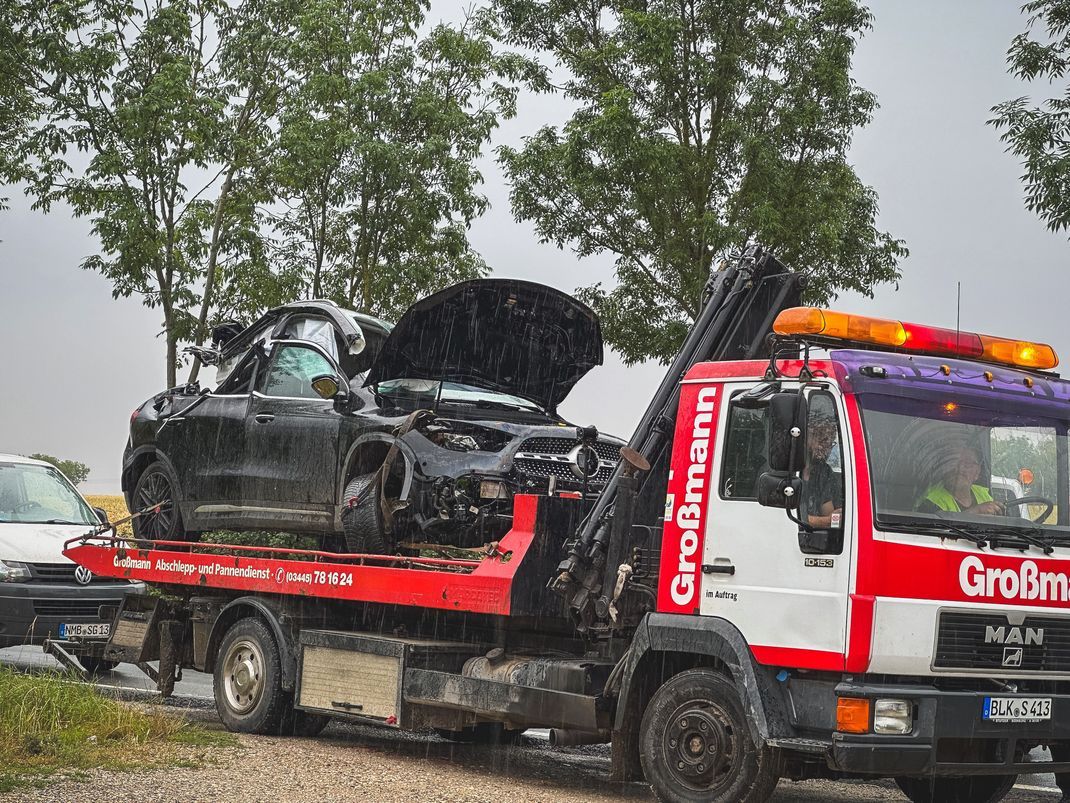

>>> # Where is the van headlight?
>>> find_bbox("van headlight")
[0,561,31,583]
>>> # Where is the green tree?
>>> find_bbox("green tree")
[28,454,91,486]
[494,0,906,363]
[268,1,529,320]
[991,0,1070,235]
[3,0,285,387]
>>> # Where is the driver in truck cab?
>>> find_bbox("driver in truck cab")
[916,442,1004,515]
[800,407,844,528]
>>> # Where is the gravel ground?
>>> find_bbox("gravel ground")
[1,708,1061,803]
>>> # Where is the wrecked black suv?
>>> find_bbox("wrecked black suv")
[123,280,622,552]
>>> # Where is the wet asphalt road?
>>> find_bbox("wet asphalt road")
[0,644,1064,801]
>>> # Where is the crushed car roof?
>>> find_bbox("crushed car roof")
[365,279,603,411]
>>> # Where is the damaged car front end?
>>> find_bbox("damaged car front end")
[123,280,622,553]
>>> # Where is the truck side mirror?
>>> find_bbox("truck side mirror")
[756,473,801,509]
[767,392,808,474]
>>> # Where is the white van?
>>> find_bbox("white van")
[0,454,138,671]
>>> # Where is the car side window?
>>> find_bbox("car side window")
[720,398,768,501]
[216,349,258,395]
[258,343,337,399]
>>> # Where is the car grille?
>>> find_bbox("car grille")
[514,437,620,486]
[28,563,116,584]
[32,599,111,618]
[934,611,1070,673]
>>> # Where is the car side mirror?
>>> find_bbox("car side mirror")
[756,472,801,509]
[347,325,366,356]
[310,373,340,400]
[93,507,109,524]
[767,391,808,474]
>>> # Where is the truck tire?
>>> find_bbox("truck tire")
[214,617,288,734]
[278,706,331,738]
[79,656,119,674]
[894,774,1017,803]
[640,668,781,803]
[131,461,186,543]
[342,473,389,554]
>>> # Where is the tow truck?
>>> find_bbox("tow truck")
[50,246,1070,802]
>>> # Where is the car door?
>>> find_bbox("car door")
[242,340,343,532]
[160,349,259,529]
[699,381,855,666]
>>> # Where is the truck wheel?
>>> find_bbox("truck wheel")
[342,473,389,554]
[131,462,185,543]
[79,656,119,674]
[214,618,288,734]
[894,774,1017,803]
[640,668,780,803]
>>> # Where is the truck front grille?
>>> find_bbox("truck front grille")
[934,611,1070,673]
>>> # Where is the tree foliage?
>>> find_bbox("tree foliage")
[494,0,906,363]
[991,0,1070,236]
[28,454,91,485]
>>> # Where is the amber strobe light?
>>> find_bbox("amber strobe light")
[773,307,1058,370]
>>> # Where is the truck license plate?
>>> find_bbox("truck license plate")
[983,696,1051,722]
[59,622,110,639]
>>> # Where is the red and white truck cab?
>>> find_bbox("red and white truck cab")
[649,306,1070,799]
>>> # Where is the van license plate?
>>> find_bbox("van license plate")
[983,696,1051,722]
[59,623,110,639]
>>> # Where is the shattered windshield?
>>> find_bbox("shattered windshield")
[375,379,544,412]
[0,462,97,525]
[858,392,1069,542]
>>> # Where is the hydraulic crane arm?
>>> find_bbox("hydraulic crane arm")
[553,245,804,634]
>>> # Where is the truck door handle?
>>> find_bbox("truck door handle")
[254,413,275,424]
[702,563,736,575]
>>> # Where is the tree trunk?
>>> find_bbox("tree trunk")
[165,314,178,388]
[187,167,237,384]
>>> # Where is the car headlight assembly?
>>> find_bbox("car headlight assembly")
[0,561,31,583]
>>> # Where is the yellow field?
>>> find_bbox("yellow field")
[84,494,133,536]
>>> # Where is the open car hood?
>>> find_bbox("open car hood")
[365,279,603,411]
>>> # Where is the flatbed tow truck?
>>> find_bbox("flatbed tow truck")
[50,246,1070,802]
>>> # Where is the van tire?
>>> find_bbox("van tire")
[640,668,780,803]
[894,774,1017,803]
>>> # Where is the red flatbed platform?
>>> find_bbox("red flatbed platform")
[65,495,545,617]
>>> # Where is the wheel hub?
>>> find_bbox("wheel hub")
[222,638,264,714]
[665,703,738,791]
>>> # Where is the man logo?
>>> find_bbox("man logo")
[985,625,1043,646]
[74,566,93,586]
[1003,647,1024,668]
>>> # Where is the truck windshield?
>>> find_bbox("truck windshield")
[0,462,98,525]
[857,393,1069,545]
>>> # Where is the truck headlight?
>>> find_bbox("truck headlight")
[0,561,31,583]
[874,698,913,734]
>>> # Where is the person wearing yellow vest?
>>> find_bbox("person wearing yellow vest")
[916,443,1003,515]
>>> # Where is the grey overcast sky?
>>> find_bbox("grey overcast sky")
[1,0,1067,494]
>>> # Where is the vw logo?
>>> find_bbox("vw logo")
[74,565,93,586]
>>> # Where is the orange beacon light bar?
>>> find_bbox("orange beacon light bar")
[772,307,1058,371]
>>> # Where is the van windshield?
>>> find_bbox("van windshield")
[857,393,1070,544]
[0,463,98,525]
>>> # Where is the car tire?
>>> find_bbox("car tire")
[341,473,390,554]
[131,461,186,543]
[79,656,119,674]
[640,668,781,803]
[213,617,288,735]
[894,774,1017,803]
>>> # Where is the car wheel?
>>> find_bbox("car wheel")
[341,473,390,554]
[894,774,1017,803]
[79,656,119,674]
[131,461,186,543]
[640,668,781,803]
[213,617,288,734]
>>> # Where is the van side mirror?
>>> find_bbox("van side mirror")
[767,392,808,474]
[93,507,109,524]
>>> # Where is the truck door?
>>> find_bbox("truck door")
[700,381,855,667]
